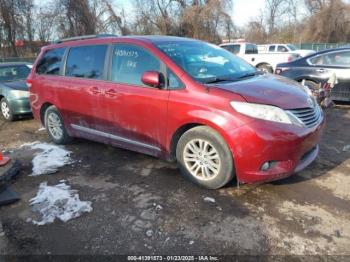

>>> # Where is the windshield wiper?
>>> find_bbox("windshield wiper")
[204,76,236,84]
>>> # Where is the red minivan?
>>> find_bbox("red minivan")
[28,35,325,189]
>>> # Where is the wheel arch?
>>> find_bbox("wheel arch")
[169,119,236,163]
[40,102,53,126]
[169,123,203,161]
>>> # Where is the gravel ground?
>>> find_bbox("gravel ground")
[0,106,349,258]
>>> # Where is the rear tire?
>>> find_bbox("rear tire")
[176,126,235,189]
[1,98,15,121]
[44,106,72,144]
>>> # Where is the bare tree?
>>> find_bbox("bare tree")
[302,0,350,42]
[0,0,22,56]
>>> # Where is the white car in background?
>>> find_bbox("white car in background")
[219,42,299,73]
[258,44,315,57]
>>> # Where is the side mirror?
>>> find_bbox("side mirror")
[141,71,164,88]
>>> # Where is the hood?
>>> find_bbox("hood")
[1,80,28,91]
[212,74,312,109]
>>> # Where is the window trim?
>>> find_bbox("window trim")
[307,49,350,68]
[107,42,184,90]
[63,43,109,80]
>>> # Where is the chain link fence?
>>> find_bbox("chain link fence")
[0,57,36,63]
[294,43,349,51]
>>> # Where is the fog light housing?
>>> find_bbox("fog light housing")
[261,161,277,171]
[261,162,270,171]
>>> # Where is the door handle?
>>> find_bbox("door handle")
[90,86,101,95]
[316,68,325,73]
[105,89,118,97]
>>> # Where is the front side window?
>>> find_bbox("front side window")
[277,45,288,52]
[309,51,350,67]
[65,45,107,79]
[111,44,161,87]
[0,65,31,82]
[156,41,256,84]
[36,48,65,75]
[269,45,275,52]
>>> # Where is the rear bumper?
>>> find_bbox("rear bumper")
[226,115,325,183]
[8,97,32,115]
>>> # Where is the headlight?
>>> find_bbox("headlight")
[10,90,29,99]
[230,101,303,126]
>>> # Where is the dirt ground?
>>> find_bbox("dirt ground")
[0,106,349,258]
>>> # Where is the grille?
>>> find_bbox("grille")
[287,106,322,128]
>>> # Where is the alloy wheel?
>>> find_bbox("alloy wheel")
[47,112,63,140]
[183,139,221,181]
[1,101,10,119]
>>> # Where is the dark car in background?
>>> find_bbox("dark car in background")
[0,62,32,121]
[275,47,350,102]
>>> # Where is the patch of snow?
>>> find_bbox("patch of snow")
[37,127,46,132]
[19,141,41,148]
[203,197,216,203]
[23,142,74,176]
[29,182,92,225]
[189,240,194,245]
[342,145,350,152]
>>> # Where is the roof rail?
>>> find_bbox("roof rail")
[53,34,118,44]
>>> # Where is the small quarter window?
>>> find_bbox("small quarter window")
[36,48,65,75]
[167,69,184,89]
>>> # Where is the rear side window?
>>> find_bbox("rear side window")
[221,45,240,54]
[65,45,107,79]
[111,44,161,87]
[245,44,258,54]
[36,48,65,75]
[269,45,275,52]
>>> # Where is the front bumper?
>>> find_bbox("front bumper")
[227,115,325,183]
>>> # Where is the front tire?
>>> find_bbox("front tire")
[176,126,235,189]
[44,106,72,144]
[257,64,273,73]
[1,98,14,121]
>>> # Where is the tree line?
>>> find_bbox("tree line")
[0,0,349,57]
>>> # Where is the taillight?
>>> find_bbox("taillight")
[275,68,289,74]
[287,55,293,62]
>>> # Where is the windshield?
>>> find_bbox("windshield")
[0,65,31,82]
[287,44,297,51]
[155,41,257,84]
